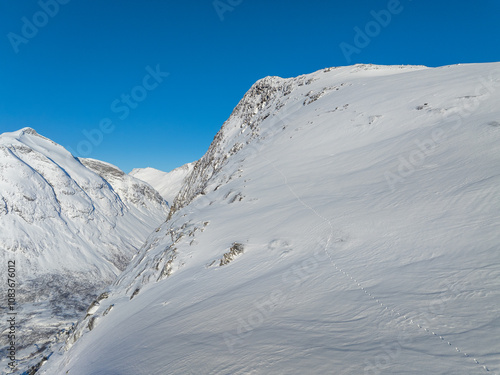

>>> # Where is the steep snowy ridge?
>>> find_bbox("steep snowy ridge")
[39,63,500,375]
[0,128,169,373]
[80,158,166,212]
[170,64,429,216]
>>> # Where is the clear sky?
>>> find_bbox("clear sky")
[1,0,499,173]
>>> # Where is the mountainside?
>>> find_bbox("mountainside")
[0,128,169,373]
[129,163,195,205]
[39,62,500,375]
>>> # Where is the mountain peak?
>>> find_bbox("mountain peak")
[20,126,39,135]
[19,127,59,145]
[0,127,59,148]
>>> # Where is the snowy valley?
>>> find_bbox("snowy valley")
[2,62,500,374]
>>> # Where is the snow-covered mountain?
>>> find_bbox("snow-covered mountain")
[0,128,169,373]
[39,62,500,375]
[129,163,195,205]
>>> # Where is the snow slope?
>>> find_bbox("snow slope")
[0,128,169,373]
[129,163,195,205]
[41,63,500,375]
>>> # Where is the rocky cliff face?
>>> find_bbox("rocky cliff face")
[170,75,298,216]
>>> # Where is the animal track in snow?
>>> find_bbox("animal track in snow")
[332,263,494,374]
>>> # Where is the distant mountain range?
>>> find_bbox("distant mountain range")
[130,163,194,206]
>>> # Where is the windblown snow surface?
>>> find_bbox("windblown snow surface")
[0,128,169,374]
[129,163,195,205]
[40,63,500,375]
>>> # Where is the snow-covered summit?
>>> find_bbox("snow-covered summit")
[3,126,56,142]
[170,64,430,215]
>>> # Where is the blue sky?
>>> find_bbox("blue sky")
[0,0,499,173]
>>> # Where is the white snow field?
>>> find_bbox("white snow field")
[130,163,195,205]
[36,62,500,375]
[0,128,169,373]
